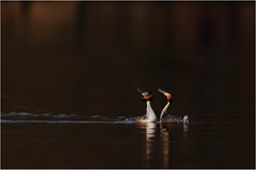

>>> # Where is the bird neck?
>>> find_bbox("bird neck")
[160,101,172,120]
[146,101,157,121]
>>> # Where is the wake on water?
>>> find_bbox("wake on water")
[1,112,205,125]
[1,112,137,124]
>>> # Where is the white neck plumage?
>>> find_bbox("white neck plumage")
[160,101,171,120]
[145,101,157,122]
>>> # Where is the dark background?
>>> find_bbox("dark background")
[2,2,254,119]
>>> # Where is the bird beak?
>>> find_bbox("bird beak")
[137,88,144,93]
[158,88,166,94]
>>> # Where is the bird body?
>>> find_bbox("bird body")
[158,88,189,124]
[127,89,157,123]
[143,100,157,122]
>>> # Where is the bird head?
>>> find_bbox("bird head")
[137,89,154,102]
[158,88,174,101]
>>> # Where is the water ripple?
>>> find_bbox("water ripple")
[1,112,210,125]
[1,119,135,124]
[1,112,77,118]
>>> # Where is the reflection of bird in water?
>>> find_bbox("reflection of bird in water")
[127,89,157,123]
[145,122,157,168]
[160,124,170,169]
[135,122,157,168]
[158,88,189,124]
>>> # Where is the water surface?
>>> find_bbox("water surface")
[1,112,254,169]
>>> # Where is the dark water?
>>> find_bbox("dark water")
[1,116,254,169]
[1,2,255,169]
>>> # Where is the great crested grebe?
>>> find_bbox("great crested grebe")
[158,88,189,124]
[129,89,157,123]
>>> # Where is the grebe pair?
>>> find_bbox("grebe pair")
[135,88,189,124]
